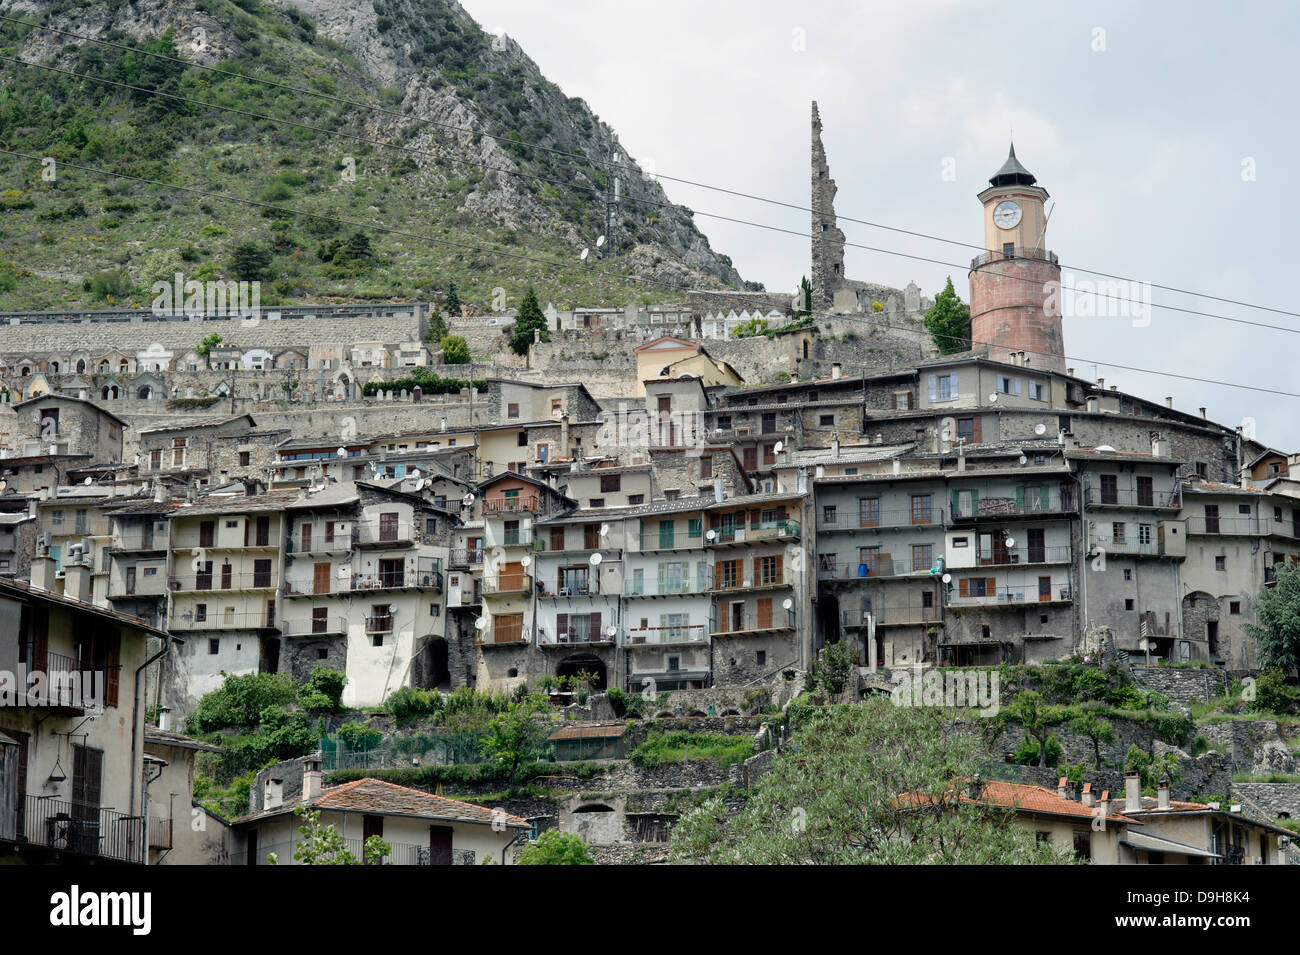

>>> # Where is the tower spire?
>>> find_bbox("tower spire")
[810,101,845,310]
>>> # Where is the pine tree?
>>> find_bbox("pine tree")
[508,286,549,355]
[445,282,462,318]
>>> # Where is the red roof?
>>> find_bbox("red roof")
[238,777,529,828]
[897,780,1138,824]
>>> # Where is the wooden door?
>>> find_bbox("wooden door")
[379,512,399,542]
[313,562,331,595]
[1038,576,1052,601]
[429,825,453,865]
[756,597,773,630]
[301,524,312,552]
[501,561,524,591]
[199,521,214,547]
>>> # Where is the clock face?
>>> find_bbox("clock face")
[993,199,1022,229]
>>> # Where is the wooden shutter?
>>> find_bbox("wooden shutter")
[313,562,330,595]
[105,636,120,708]
[987,577,996,594]
[589,612,601,639]
[556,613,568,639]
[959,578,970,597]
[756,598,773,629]
[972,417,982,443]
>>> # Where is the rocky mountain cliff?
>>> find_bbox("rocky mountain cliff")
[0,0,747,311]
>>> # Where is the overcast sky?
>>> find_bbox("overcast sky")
[460,0,1298,450]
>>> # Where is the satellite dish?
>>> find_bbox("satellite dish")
[589,552,603,566]
[474,617,486,630]
[520,555,532,568]
[941,573,952,584]
[988,393,998,402]
[1034,423,1047,436]
[781,598,793,611]
[423,479,431,489]
[1018,455,1028,465]
[596,235,606,247]
[388,604,397,613]
[462,493,474,506]
[705,529,716,541]
[83,476,92,485]
[410,468,420,478]
[599,523,609,537]
[336,447,347,457]
[606,626,617,638]
[774,441,783,454]
[580,248,590,261]
[1005,537,1016,548]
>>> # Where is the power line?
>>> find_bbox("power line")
[0,146,1292,403]
[5,54,1298,339]
[2,11,1296,322]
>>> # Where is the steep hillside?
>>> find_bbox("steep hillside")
[0,0,748,312]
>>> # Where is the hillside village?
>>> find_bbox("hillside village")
[1,106,1299,869]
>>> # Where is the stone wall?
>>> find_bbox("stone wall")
[1130,666,1228,704]
[1231,783,1300,821]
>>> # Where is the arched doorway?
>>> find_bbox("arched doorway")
[556,654,607,691]
[76,359,85,374]
[138,385,152,400]
[415,638,450,689]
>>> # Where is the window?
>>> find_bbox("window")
[1196,462,1208,477]
[823,505,837,524]
[172,436,186,467]
[756,650,766,666]
[195,604,207,622]
[700,455,712,478]
[1215,556,1226,571]
[1123,568,1132,581]
[952,536,969,548]
[208,638,220,655]
[589,498,604,509]
[516,432,527,447]
[893,392,913,410]
[1112,523,1125,544]
[239,451,251,466]
[911,495,932,524]
[1229,601,1241,615]
[1139,524,1151,545]
[425,518,438,535]
[1100,474,1118,504]
[717,415,731,430]
[1029,381,1045,401]
[911,544,933,573]
[761,413,777,434]
[149,449,162,470]
[1204,505,1219,533]
[928,373,957,402]
[819,414,834,427]
[960,577,993,597]
[757,554,783,585]
[600,474,621,493]
[957,417,976,442]
[536,443,549,463]
[1125,599,1135,611]
[997,375,1021,396]
[1238,504,1251,515]
[507,403,519,418]
[1073,832,1092,861]
[859,498,880,527]
[628,494,644,505]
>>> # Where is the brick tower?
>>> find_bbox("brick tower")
[811,101,846,310]
[968,144,1065,372]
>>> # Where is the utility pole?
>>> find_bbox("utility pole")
[605,133,619,258]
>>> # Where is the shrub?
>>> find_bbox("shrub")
[187,672,299,733]
[517,830,593,865]
[440,335,470,364]
[1013,733,1061,767]
[335,722,382,750]
[300,666,346,713]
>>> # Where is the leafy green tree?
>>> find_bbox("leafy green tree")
[999,691,1069,768]
[440,335,471,364]
[1247,668,1298,715]
[343,231,373,260]
[480,693,548,786]
[517,830,594,865]
[1069,709,1117,769]
[444,281,462,318]
[186,671,299,733]
[815,641,852,697]
[923,276,970,354]
[731,316,770,338]
[299,666,346,713]
[280,807,391,865]
[229,242,272,281]
[508,286,549,355]
[795,275,812,317]
[195,332,223,368]
[1244,563,1300,672]
[82,268,132,302]
[669,698,1072,864]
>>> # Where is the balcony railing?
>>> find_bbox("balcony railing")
[108,532,165,552]
[624,575,707,597]
[970,246,1059,268]
[11,649,116,711]
[15,795,144,864]
[479,620,526,645]
[714,611,794,635]
[1185,516,1264,536]
[1084,487,1179,509]
[634,530,705,552]
[285,536,352,555]
[364,615,394,634]
[448,547,484,568]
[482,574,532,596]
[974,545,1072,566]
[171,532,276,550]
[483,495,539,514]
[841,604,940,627]
[536,578,601,597]
[108,575,170,599]
[532,536,609,554]
[949,585,1073,607]
[148,814,173,850]
[355,521,416,546]
[820,507,944,530]
[708,568,794,592]
[624,625,707,646]
[707,520,801,545]
[951,495,1073,520]
[539,629,616,646]
[230,836,473,865]
[169,571,279,592]
[492,528,534,548]
[280,615,348,636]
[350,561,443,593]
[817,555,929,579]
[169,611,278,631]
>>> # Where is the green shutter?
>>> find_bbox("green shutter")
[1041,485,1050,510]
[1016,486,1025,510]
[688,517,702,538]
[951,490,960,518]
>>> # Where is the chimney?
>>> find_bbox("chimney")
[153,482,166,503]
[1086,397,1099,414]
[1125,773,1141,814]
[263,776,284,811]
[1081,783,1095,808]
[1157,779,1170,810]
[831,432,840,458]
[1199,407,1207,419]
[1099,790,1110,819]
[1096,377,1104,390]
[1067,368,1074,376]
[712,477,723,502]
[892,459,901,477]
[302,756,323,802]
[831,362,842,380]
[1164,396,1173,409]
[956,444,966,472]
[30,554,57,592]
[158,706,172,732]
[560,413,570,459]
[1110,385,1118,392]
[64,562,92,603]
[1152,435,1169,458]
[1057,776,1069,799]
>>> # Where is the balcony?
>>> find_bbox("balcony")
[107,532,166,553]
[491,528,534,549]
[708,568,794,593]
[948,585,1073,608]
[624,575,707,597]
[171,532,277,551]
[8,649,116,713]
[483,495,539,515]
[108,574,170,599]
[284,577,348,597]
[285,536,352,556]
[970,246,1059,269]
[707,519,801,547]
[148,814,173,851]
[817,554,930,580]
[1084,487,1179,509]
[624,625,707,646]
[713,611,794,636]
[950,495,1074,521]
[536,578,602,598]
[448,547,484,568]
[169,611,279,632]
[10,795,144,864]
[280,615,348,636]
[973,545,1072,567]
[841,603,940,628]
[819,507,945,532]
[478,620,526,645]
[364,614,394,635]
[355,521,416,547]
[633,529,705,553]
[350,560,443,593]
[482,573,532,596]
[532,535,611,555]
[539,628,616,647]
[1185,516,1263,536]
[231,836,474,866]
[169,571,279,592]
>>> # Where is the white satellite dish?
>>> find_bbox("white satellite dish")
[83,476,92,485]
[596,235,606,247]
[388,604,397,613]
[1018,455,1028,465]
[781,598,793,611]
[1005,537,1016,548]
[599,523,609,537]
[589,552,603,566]
[474,617,486,630]
[705,529,716,541]
[606,625,617,637]
[410,468,420,478]
[989,393,998,402]
[774,441,783,454]
[336,447,346,457]
[941,573,952,584]
[520,555,532,568]
[423,479,431,489]
[462,493,474,506]
[580,248,590,261]
[1034,423,1047,436]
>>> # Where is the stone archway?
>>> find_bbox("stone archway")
[557,654,607,691]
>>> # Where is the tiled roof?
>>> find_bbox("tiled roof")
[898,780,1137,824]
[548,724,628,741]
[279,777,528,828]
[145,728,224,753]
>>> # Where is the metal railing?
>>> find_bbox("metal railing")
[974,545,1072,566]
[949,585,1073,606]
[108,531,166,552]
[624,625,707,646]
[714,611,793,635]
[970,247,1059,268]
[482,574,532,595]
[364,615,394,634]
[171,531,276,549]
[351,563,443,592]
[169,611,277,631]
[539,629,615,646]
[708,568,794,592]
[1084,486,1179,508]
[951,495,1073,520]
[536,578,601,597]
[355,521,416,546]
[13,649,115,710]
[820,506,944,530]
[18,795,144,864]
[479,620,525,644]
[841,604,940,627]
[281,616,348,636]
[448,547,484,567]
[532,536,608,553]
[624,575,707,596]
[707,520,801,544]
[634,529,705,552]
[483,495,539,514]
[1186,515,1265,536]
[148,815,173,850]
[169,571,279,592]
[285,536,352,555]
[817,555,923,579]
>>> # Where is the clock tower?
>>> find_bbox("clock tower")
[968,144,1065,372]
